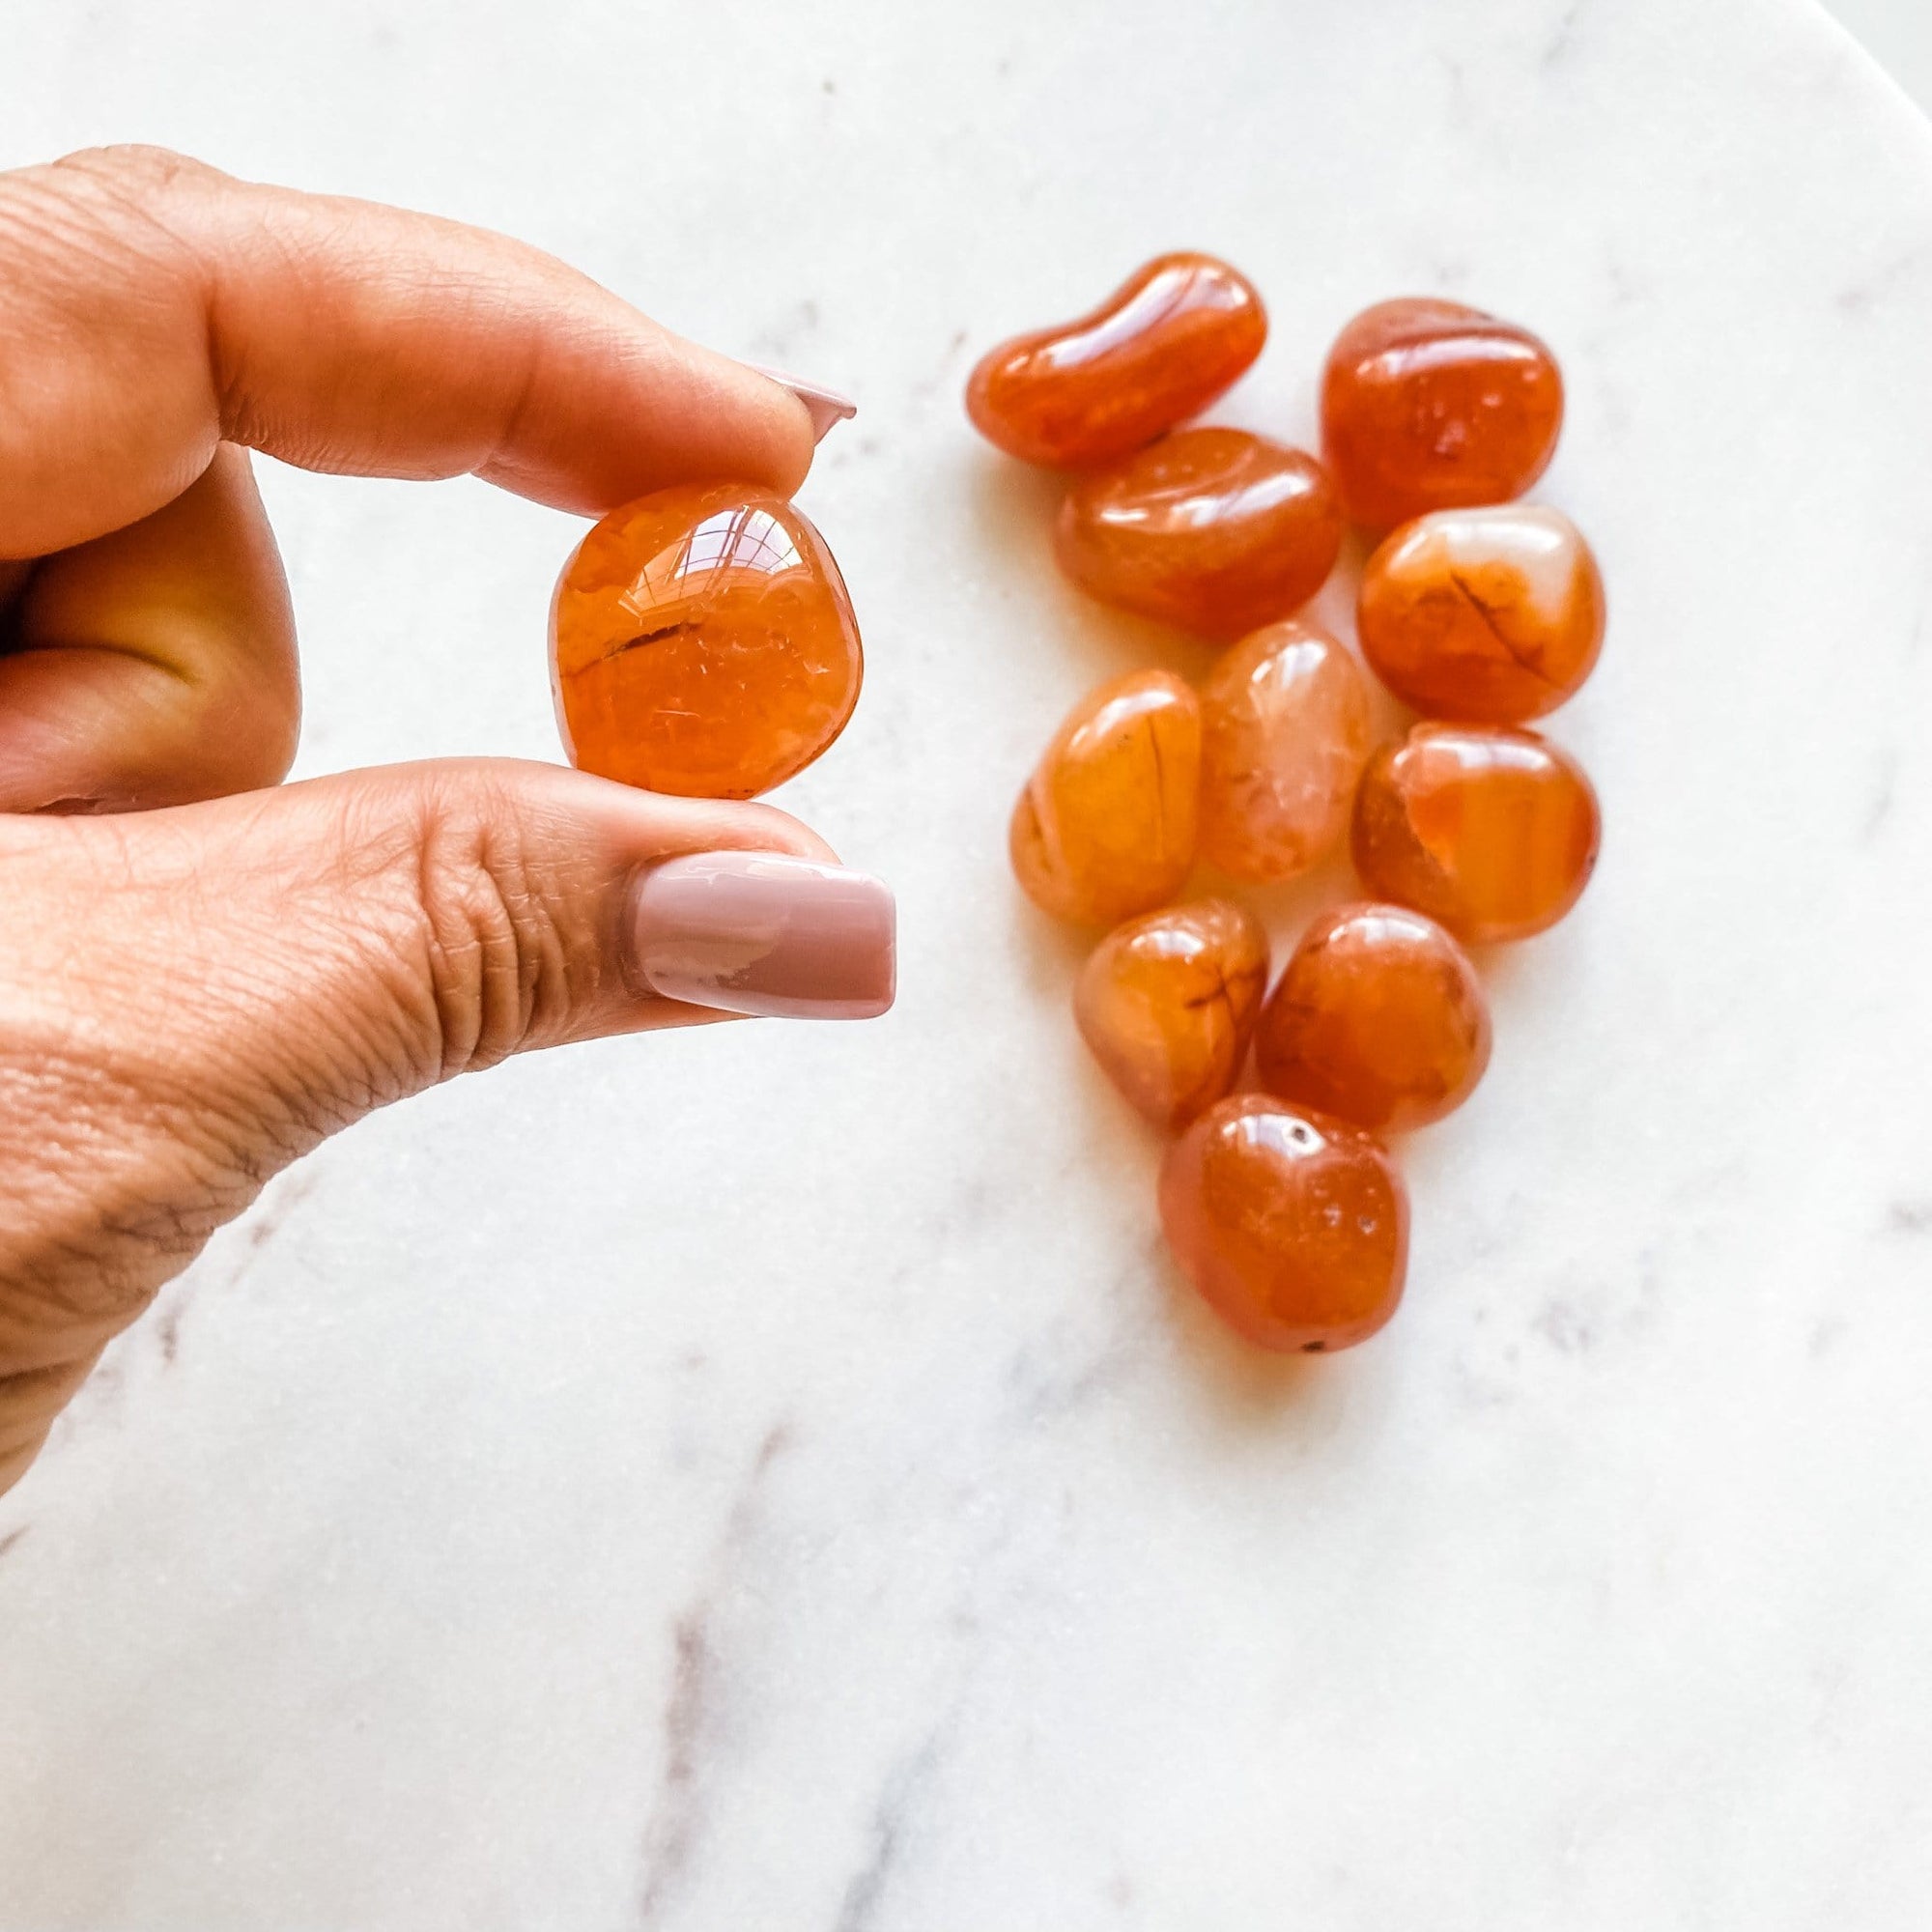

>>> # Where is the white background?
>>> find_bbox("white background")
[5,2,1932,1927]
[1827,0,1932,107]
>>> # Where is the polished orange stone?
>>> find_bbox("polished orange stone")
[1010,668,1201,925]
[1351,724,1600,943]
[1255,902,1491,1131]
[967,252,1266,468]
[1198,621,1373,884]
[1358,505,1604,723]
[1074,899,1269,1128]
[1053,428,1343,639]
[551,483,861,799]
[1159,1094,1408,1353]
[1321,298,1564,530]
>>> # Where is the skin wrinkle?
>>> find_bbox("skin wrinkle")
[0,1053,300,1377]
[475,301,562,497]
[415,821,526,1083]
[0,1050,268,1247]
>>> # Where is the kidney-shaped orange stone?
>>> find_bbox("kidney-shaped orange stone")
[1351,724,1601,943]
[1075,898,1269,1129]
[1321,298,1564,530]
[1358,505,1605,723]
[1159,1094,1409,1353]
[1255,902,1491,1131]
[1054,428,1343,639]
[968,252,1266,468]
[1010,668,1202,925]
[552,483,862,799]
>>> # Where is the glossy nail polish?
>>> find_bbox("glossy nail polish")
[630,851,895,1019]
[748,363,858,443]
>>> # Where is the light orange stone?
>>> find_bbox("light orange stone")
[551,483,861,799]
[1198,621,1374,884]
[1358,505,1605,723]
[1255,902,1491,1130]
[1053,429,1342,639]
[967,253,1267,468]
[1010,668,1202,925]
[1351,723,1601,943]
[1159,1094,1409,1353]
[1321,298,1564,530]
[1074,899,1269,1129]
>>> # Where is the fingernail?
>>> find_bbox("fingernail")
[631,852,895,1020]
[748,362,858,443]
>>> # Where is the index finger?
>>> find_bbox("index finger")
[0,145,818,558]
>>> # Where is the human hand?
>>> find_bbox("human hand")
[0,146,894,1494]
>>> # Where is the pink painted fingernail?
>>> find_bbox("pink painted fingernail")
[631,852,895,1020]
[749,362,858,443]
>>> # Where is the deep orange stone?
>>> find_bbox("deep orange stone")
[1255,902,1491,1131]
[1010,668,1201,925]
[1358,505,1604,723]
[1321,298,1564,530]
[1159,1094,1408,1353]
[1198,621,1373,884]
[967,253,1266,469]
[1074,899,1269,1129]
[1351,724,1600,943]
[1053,428,1343,639]
[551,483,861,799]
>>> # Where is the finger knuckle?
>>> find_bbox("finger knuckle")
[403,778,585,1081]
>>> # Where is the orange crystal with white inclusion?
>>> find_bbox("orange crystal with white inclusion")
[1009,668,1202,925]
[551,482,863,800]
[1351,723,1601,943]
[1074,898,1269,1128]
[1357,505,1605,724]
[1198,620,1374,884]
[1255,902,1492,1131]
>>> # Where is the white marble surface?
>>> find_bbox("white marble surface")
[1825,0,1932,112]
[5,1,1932,1925]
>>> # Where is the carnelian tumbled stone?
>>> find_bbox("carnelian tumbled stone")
[1351,724,1600,943]
[1159,1094,1408,1353]
[552,483,862,799]
[1074,899,1269,1129]
[1358,505,1605,723]
[1255,903,1491,1131]
[967,253,1266,468]
[1321,299,1564,530]
[1198,621,1373,884]
[1010,668,1201,925]
[1053,429,1343,639]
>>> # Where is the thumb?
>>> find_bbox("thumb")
[113,754,895,1088]
[0,757,893,1409]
